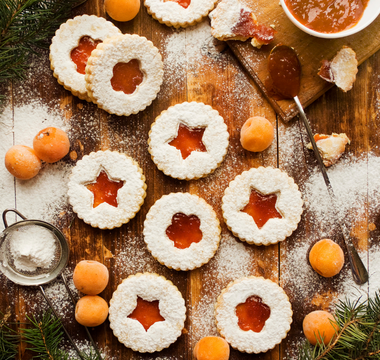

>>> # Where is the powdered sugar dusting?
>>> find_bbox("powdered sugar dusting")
[191,233,254,341]
[0,100,73,229]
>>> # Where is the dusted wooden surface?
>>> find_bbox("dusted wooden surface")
[0,0,379,359]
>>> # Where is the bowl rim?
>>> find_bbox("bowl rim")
[279,0,380,39]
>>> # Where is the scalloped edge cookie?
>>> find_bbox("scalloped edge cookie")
[85,34,164,116]
[50,15,121,102]
[148,102,229,180]
[109,273,186,352]
[222,167,303,245]
[215,276,293,353]
[144,0,218,28]
[143,192,221,271]
[68,150,147,229]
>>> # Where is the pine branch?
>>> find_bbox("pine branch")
[21,311,102,360]
[298,291,380,360]
[0,0,85,104]
[0,308,19,360]
[22,311,70,360]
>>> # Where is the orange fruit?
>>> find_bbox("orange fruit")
[240,116,274,152]
[193,336,230,360]
[309,239,344,277]
[105,0,140,22]
[4,145,41,180]
[303,310,338,345]
[33,127,70,163]
[73,260,109,295]
[75,295,109,327]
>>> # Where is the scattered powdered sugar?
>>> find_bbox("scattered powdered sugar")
[9,225,58,272]
[304,154,380,230]
[163,20,213,74]
[191,233,254,341]
[0,100,73,229]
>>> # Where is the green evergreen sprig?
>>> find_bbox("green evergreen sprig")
[299,292,380,360]
[22,311,101,360]
[0,0,85,103]
[0,309,19,360]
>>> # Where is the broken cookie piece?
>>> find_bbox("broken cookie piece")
[307,133,350,167]
[318,47,358,92]
[209,0,275,49]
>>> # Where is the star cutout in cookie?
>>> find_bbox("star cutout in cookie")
[128,297,165,331]
[169,123,207,159]
[86,170,124,208]
[241,189,282,229]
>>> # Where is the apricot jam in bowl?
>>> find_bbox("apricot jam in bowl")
[280,0,379,39]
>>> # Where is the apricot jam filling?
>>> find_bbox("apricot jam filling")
[242,189,282,229]
[232,9,275,45]
[111,59,144,95]
[128,297,165,331]
[71,36,102,75]
[164,0,191,9]
[166,213,203,249]
[283,0,370,34]
[236,295,271,332]
[86,170,123,208]
[169,124,207,160]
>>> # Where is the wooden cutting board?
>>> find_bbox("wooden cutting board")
[227,1,380,122]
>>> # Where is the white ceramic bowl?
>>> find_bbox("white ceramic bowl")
[280,0,380,39]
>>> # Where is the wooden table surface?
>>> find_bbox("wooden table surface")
[1,0,380,359]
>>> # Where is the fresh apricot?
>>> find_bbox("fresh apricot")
[303,310,338,345]
[33,127,70,163]
[193,336,230,360]
[73,260,109,295]
[105,0,140,22]
[4,145,42,180]
[75,295,109,327]
[240,116,274,152]
[309,239,344,277]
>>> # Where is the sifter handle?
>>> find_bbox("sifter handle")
[2,209,27,228]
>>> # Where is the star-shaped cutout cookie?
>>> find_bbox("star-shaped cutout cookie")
[169,124,207,159]
[128,297,165,331]
[86,170,124,208]
[241,189,282,229]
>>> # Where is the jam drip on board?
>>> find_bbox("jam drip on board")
[242,189,282,229]
[236,295,271,332]
[71,36,102,75]
[232,9,275,45]
[86,170,123,208]
[169,124,207,160]
[111,59,144,95]
[166,213,203,249]
[164,0,191,9]
[128,297,165,331]
[283,0,369,34]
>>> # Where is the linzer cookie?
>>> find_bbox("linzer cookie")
[144,0,218,28]
[222,167,303,245]
[148,102,229,180]
[109,273,186,353]
[143,192,221,271]
[68,150,146,229]
[209,0,275,48]
[215,276,293,353]
[50,15,121,102]
[85,34,164,116]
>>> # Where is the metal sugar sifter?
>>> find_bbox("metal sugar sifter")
[0,209,102,360]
